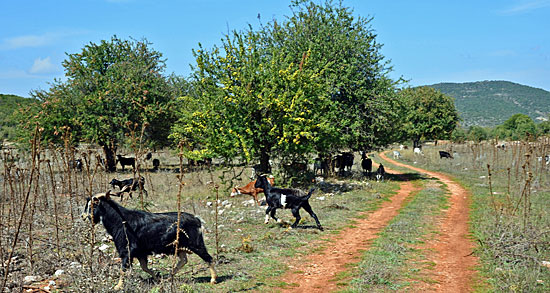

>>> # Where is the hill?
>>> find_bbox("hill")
[0,94,38,141]
[428,81,550,127]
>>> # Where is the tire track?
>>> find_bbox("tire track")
[379,152,479,292]
[280,164,420,292]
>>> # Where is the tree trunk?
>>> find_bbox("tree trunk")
[258,145,272,174]
[258,150,271,174]
[102,142,117,172]
[413,138,422,149]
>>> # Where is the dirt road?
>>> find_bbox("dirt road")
[280,163,419,292]
[380,152,479,292]
[279,153,478,292]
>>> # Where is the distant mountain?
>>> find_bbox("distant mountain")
[428,81,550,127]
[1,94,38,141]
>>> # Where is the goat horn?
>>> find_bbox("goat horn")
[93,190,110,200]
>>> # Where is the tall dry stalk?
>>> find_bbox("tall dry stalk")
[46,159,61,259]
[1,126,40,292]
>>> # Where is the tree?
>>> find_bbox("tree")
[171,0,399,172]
[266,0,400,153]
[397,86,459,147]
[468,125,489,142]
[537,120,550,136]
[451,127,467,143]
[494,113,536,141]
[22,36,174,171]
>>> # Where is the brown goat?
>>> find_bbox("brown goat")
[230,176,275,205]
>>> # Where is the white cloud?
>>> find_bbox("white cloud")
[1,30,88,50]
[29,57,57,74]
[1,34,54,50]
[499,0,550,14]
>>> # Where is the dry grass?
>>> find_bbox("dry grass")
[0,140,392,292]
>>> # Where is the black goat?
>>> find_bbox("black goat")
[313,156,329,176]
[109,176,147,199]
[332,152,354,176]
[71,158,83,172]
[439,151,453,159]
[254,175,323,230]
[361,153,372,176]
[81,191,217,290]
[376,164,385,182]
[116,155,135,171]
[152,158,160,171]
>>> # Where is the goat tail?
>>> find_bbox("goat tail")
[305,188,316,200]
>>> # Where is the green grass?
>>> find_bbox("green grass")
[396,142,550,292]
[0,146,403,292]
[344,176,450,292]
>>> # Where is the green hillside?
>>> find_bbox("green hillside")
[429,81,550,127]
[0,94,38,141]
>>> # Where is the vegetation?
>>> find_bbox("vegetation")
[172,0,400,172]
[430,80,550,127]
[396,142,550,292]
[19,36,176,171]
[397,86,459,147]
[451,114,548,143]
[0,144,394,292]
[11,2,550,290]
[0,94,38,142]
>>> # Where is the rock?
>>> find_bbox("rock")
[242,199,255,206]
[317,196,326,201]
[206,201,213,207]
[98,244,110,252]
[542,260,550,268]
[23,276,39,284]
[221,200,230,206]
[54,270,64,277]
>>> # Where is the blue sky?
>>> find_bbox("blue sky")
[1,0,549,97]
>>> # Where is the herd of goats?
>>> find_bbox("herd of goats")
[79,147,456,290]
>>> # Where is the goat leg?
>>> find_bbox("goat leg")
[270,207,280,223]
[291,208,301,228]
[303,204,323,231]
[138,256,158,279]
[172,251,188,275]
[264,207,272,224]
[208,262,218,284]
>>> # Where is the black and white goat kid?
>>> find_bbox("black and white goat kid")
[81,191,217,290]
[109,176,148,199]
[254,175,323,231]
[376,164,386,182]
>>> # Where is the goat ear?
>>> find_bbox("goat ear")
[91,195,100,203]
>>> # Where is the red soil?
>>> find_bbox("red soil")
[279,152,479,292]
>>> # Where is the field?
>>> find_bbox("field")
[1,140,549,292]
